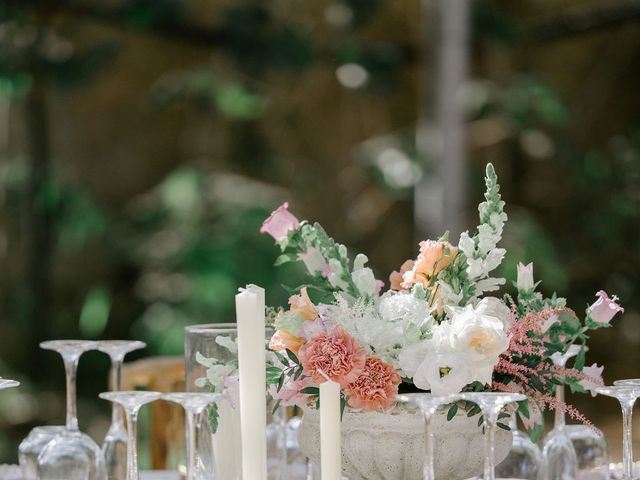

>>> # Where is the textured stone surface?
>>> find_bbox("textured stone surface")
[298,405,512,480]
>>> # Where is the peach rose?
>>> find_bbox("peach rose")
[344,356,401,412]
[289,287,318,321]
[269,330,307,354]
[298,326,367,387]
[389,260,414,291]
[402,240,458,288]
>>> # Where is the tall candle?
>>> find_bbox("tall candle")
[320,376,342,480]
[236,284,268,480]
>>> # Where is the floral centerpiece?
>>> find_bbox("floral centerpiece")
[258,163,622,442]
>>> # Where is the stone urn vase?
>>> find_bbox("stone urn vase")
[298,404,512,480]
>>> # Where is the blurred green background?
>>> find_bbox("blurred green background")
[1,0,640,465]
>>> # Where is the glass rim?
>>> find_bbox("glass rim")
[185,323,237,333]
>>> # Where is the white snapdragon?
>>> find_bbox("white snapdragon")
[351,254,379,297]
[516,262,535,293]
[326,259,348,290]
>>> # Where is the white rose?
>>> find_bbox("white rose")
[448,304,509,369]
[476,297,512,330]
[517,262,535,292]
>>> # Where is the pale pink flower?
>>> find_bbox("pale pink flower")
[389,260,414,291]
[588,290,624,325]
[289,287,318,321]
[269,330,306,354]
[402,240,458,289]
[520,401,542,431]
[269,376,314,408]
[298,326,367,387]
[222,374,239,408]
[276,378,312,406]
[580,363,604,397]
[301,318,326,340]
[260,202,300,241]
[344,356,401,412]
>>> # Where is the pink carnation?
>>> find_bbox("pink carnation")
[260,202,300,241]
[298,326,367,387]
[588,290,624,325]
[344,356,401,412]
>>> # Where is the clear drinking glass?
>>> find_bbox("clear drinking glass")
[36,340,107,480]
[185,323,281,480]
[595,385,640,480]
[460,392,526,480]
[540,345,581,480]
[162,393,222,480]
[99,391,163,480]
[495,414,541,479]
[397,393,460,480]
[185,323,241,480]
[96,340,146,480]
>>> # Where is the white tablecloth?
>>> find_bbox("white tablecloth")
[0,465,181,480]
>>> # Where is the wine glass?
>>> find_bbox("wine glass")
[36,340,107,480]
[540,345,581,480]
[162,392,222,480]
[595,385,640,480]
[397,393,460,480]
[460,392,526,480]
[99,391,163,480]
[566,425,609,479]
[494,413,541,479]
[96,340,146,480]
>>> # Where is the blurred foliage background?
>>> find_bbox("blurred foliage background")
[0,0,639,465]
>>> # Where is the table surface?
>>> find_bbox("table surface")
[0,465,181,480]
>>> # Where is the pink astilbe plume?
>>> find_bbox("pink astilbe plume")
[494,307,598,428]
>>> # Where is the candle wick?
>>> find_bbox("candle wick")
[317,369,331,382]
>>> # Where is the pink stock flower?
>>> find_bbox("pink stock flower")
[389,260,414,291]
[588,290,624,325]
[402,240,458,289]
[269,330,306,354]
[298,325,367,387]
[269,376,314,408]
[260,202,300,241]
[580,363,604,397]
[344,356,401,412]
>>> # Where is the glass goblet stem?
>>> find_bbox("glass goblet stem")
[423,412,435,480]
[63,354,81,431]
[483,409,499,480]
[554,383,566,430]
[109,354,125,424]
[125,409,140,480]
[621,397,635,480]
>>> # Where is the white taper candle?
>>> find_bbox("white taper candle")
[236,284,268,480]
[319,371,342,480]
